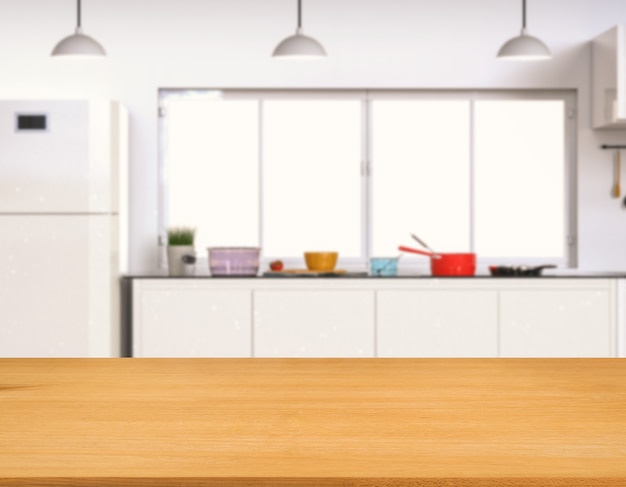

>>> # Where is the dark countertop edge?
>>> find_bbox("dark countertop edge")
[122,274,626,279]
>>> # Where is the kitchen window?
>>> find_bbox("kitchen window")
[159,89,576,270]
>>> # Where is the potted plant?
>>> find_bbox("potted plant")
[167,226,196,276]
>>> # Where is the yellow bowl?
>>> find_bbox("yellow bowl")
[304,251,339,272]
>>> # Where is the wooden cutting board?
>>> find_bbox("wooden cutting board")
[264,268,348,276]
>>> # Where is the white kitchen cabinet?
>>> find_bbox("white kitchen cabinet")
[132,280,252,357]
[499,285,614,357]
[592,25,626,128]
[377,289,498,357]
[253,289,375,357]
[129,277,618,359]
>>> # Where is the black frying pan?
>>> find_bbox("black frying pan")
[489,264,557,277]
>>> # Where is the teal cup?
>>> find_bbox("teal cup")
[370,257,399,276]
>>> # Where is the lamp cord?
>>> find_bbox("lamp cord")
[521,0,526,29]
[77,0,82,28]
[297,0,302,29]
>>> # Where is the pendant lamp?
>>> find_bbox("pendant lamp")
[51,0,106,57]
[272,0,326,59]
[497,0,550,60]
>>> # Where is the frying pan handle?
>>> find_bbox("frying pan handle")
[398,245,433,257]
[533,264,557,273]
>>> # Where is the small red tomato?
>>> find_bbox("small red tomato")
[269,260,284,271]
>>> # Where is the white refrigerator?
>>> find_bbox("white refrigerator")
[0,100,128,357]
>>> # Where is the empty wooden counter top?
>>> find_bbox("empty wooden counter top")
[1,358,625,486]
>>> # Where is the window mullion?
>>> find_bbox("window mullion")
[363,95,372,261]
[469,97,476,254]
[565,95,577,268]
[258,99,264,255]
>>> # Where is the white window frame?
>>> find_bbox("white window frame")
[158,88,577,272]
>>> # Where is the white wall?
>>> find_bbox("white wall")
[0,0,625,272]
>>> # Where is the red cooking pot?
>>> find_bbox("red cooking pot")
[398,245,476,276]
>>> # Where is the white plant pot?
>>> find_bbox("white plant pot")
[167,245,195,276]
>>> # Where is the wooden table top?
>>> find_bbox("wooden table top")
[1,358,625,486]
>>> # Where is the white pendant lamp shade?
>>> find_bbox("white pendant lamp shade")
[272,28,327,58]
[52,0,106,57]
[497,29,550,60]
[272,0,326,59]
[52,28,106,56]
[497,0,550,60]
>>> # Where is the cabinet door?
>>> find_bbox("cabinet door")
[500,289,613,357]
[591,25,626,128]
[377,290,498,357]
[253,290,375,357]
[133,281,252,357]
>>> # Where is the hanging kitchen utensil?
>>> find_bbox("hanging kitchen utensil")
[614,150,621,198]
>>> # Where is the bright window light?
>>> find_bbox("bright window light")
[474,100,565,258]
[166,99,260,250]
[371,100,471,256]
[262,100,362,257]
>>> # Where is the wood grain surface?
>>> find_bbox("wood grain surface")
[1,358,625,486]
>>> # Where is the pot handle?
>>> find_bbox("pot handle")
[398,245,433,257]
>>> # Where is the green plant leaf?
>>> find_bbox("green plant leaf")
[167,226,196,246]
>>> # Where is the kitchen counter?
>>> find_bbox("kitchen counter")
[1,358,626,486]
[123,270,626,279]
[123,272,626,281]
